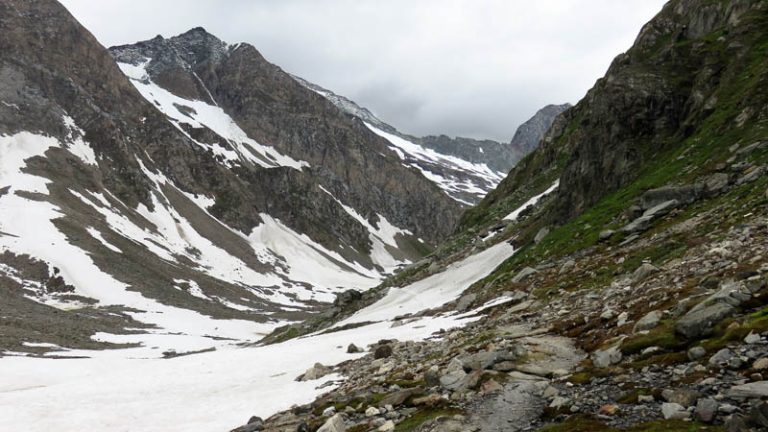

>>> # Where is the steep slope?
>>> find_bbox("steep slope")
[0,0,459,354]
[293,75,567,204]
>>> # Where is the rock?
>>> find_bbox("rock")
[492,361,517,372]
[598,230,615,241]
[550,396,570,409]
[617,312,629,327]
[592,346,622,368]
[461,350,499,371]
[638,395,655,403]
[296,422,309,432]
[753,358,768,370]
[634,310,662,332]
[688,346,707,361]
[378,387,423,407]
[347,343,362,354]
[676,302,736,339]
[662,389,701,407]
[724,414,749,432]
[600,309,616,320]
[696,398,718,423]
[334,289,362,307]
[748,402,768,428]
[709,348,735,366]
[412,394,443,407]
[455,293,477,312]
[365,406,381,417]
[598,404,619,415]
[322,407,336,417]
[632,264,659,284]
[511,267,538,283]
[480,379,503,394]
[424,366,440,387]
[377,420,395,432]
[704,173,730,196]
[621,200,679,233]
[440,359,467,390]
[534,227,550,244]
[728,381,768,398]
[661,402,690,420]
[374,344,393,359]
[737,165,765,185]
[744,332,761,344]
[232,416,264,432]
[317,413,345,432]
[559,259,576,274]
[640,186,700,209]
[298,363,331,381]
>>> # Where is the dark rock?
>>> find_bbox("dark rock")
[378,387,424,407]
[374,344,393,359]
[748,402,768,428]
[346,343,362,354]
[676,302,737,339]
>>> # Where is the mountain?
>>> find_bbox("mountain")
[293,75,567,204]
[508,103,571,156]
[0,0,462,354]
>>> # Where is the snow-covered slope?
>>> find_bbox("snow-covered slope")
[0,234,516,432]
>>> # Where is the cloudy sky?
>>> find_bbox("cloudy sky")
[60,0,666,141]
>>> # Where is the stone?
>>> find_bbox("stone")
[512,267,538,283]
[347,343,362,354]
[232,416,264,432]
[662,388,701,407]
[634,310,662,332]
[455,293,477,312]
[365,406,381,417]
[676,302,737,339]
[378,387,423,407]
[632,264,659,284]
[461,350,499,371]
[317,413,345,432]
[322,407,336,417]
[617,312,629,327]
[377,420,395,432]
[600,309,616,320]
[640,186,699,209]
[744,332,761,344]
[724,414,749,432]
[696,398,718,423]
[661,402,690,420]
[688,346,707,361]
[598,230,615,241]
[534,227,550,244]
[753,357,768,370]
[727,381,768,398]
[492,361,517,372]
[709,348,735,366]
[748,402,768,428]
[592,346,622,368]
[550,396,570,409]
[480,379,503,394]
[638,395,655,403]
[598,404,619,415]
[374,344,393,359]
[559,259,576,274]
[424,366,440,387]
[298,363,331,381]
[621,200,679,233]
[704,172,730,195]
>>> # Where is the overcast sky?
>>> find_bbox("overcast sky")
[60,0,666,141]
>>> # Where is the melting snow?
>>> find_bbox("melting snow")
[504,180,560,222]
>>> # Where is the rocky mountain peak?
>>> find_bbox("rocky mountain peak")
[509,103,571,156]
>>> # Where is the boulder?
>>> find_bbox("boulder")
[374,344,393,359]
[461,350,499,371]
[632,263,659,284]
[598,230,615,241]
[592,346,622,368]
[378,387,423,407]
[708,348,735,366]
[640,185,701,209]
[455,293,477,312]
[365,406,381,417]
[347,343,362,354]
[297,363,332,381]
[621,200,678,233]
[534,227,550,244]
[676,302,736,339]
[317,414,345,432]
[512,267,538,283]
[634,310,662,332]
[696,398,718,423]
[661,388,700,407]
[703,173,730,196]
[727,381,768,399]
[687,346,707,361]
[661,402,690,420]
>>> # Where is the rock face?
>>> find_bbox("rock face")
[508,104,571,157]
[0,0,460,353]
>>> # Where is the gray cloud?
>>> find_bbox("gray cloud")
[60,0,666,141]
